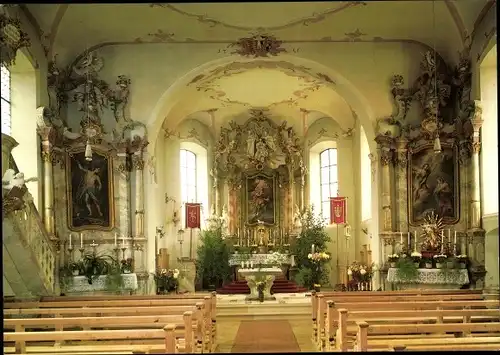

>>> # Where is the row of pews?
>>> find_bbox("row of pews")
[3,293,218,354]
[311,289,500,352]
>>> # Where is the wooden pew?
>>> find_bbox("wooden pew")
[3,324,187,354]
[4,306,209,353]
[310,290,483,344]
[312,291,488,347]
[331,307,500,351]
[355,321,500,351]
[4,295,216,352]
[315,299,499,350]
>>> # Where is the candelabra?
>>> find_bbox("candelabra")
[78,246,85,259]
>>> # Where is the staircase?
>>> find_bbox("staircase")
[217,279,308,295]
[3,148,56,298]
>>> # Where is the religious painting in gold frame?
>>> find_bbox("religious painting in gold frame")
[65,147,115,231]
[407,142,459,225]
[244,172,277,226]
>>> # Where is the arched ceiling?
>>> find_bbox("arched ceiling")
[22,1,493,67]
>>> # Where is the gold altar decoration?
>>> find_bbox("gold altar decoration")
[420,211,444,252]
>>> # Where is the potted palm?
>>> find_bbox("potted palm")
[196,227,231,291]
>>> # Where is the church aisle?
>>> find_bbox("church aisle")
[230,320,302,353]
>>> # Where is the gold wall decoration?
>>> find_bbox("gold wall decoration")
[407,143,459,226]
[229,34,286,58]
[66,147,115,231]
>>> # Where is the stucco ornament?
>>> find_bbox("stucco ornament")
[0,8,30,67]
[2,169,37,191]
[229,34,286,58]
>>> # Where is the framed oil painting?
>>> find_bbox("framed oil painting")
[245,172,277,226]
[408,143,459,225]
[66,148,115,231]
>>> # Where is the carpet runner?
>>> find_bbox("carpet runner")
[231,320,301,353]
[217,279,307,294]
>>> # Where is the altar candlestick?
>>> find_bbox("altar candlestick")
[407,232,410,249]
[69,234,72,248]
[312,244,315,254]
[121,236,126,248]
[454,231,457,245]
[80,233,83,248]
[400,232,403,245]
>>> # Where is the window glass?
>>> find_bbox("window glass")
[1,65,11,135]
[180,149,197,203]
[319,148,338,221]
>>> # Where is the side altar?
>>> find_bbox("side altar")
[211,109,306,285]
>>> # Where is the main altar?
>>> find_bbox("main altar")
[210,109,306,283]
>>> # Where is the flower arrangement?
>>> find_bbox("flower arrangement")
[347,261,374,282]
[410,251,422,263]
[120,258,133,273]
[456,254,467,263]
[256,281,266,302]
[433,254,447,264]
[155,268,180,294]
[388,254,400,262]
[308,252,330,262]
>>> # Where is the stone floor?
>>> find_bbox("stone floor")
[215,293,316,352]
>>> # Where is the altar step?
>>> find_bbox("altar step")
[216,279,308,295]
[217,299,311,320]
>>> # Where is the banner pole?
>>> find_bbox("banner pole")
[336,223,340,286]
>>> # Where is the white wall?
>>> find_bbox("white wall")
[360,125,372,222]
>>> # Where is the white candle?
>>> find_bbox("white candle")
[246,261,250,268]
[121,236,125,248]
[250,261,254,269]
[80,233,83,248]
[69,234,72,248]
[312,244,315,254]
[407,232,410,248]
[448,229,451,244]
[114,233,117,247]
[454,231,457,245]
[400,232,403,245]
[291,255,295,267]
[441,230,444,249]
[241,261,244,269]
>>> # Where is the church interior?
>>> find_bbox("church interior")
[1,1,499,353]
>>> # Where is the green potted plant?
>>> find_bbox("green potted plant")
[456,254,468,268]
[410,251,422,268]
[422,257,433,268]
[196,227,231,291]
[81,252,115,284]
[433,254,447,268]
[395,256,418,282]
[388,254,400,268]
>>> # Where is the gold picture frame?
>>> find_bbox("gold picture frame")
[66,147,115,231]
[407,142,459,225]
[244,172,278,226]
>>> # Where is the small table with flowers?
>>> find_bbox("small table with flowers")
[387,268,469,290]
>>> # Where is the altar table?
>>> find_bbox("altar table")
[387,268,469,290]
[229,253,292,266]
[238,267,283,300]
[66,273,138,294]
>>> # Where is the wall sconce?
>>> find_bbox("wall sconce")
[344,223,351,237]
[172,211,180,226]
[177,229,185,243]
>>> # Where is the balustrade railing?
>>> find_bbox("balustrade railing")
[7,155,56,294]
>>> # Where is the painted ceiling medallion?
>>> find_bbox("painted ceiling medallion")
[229,34,286,58]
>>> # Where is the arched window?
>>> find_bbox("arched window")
[1,65,11,135]
[320,148,338,221]
[180,149,197,203]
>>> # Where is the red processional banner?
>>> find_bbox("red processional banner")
[330,197,347,225]
[185,203,201,229]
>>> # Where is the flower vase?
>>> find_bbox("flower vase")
[446,261,454,269]
[425,263,432,269]
[258,290,264,303]
[436,263,443,269]
[390,262,397,268]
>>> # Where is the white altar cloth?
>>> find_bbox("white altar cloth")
[387,268,469,285]
[66,273,138,293]
[229,253,291,266]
